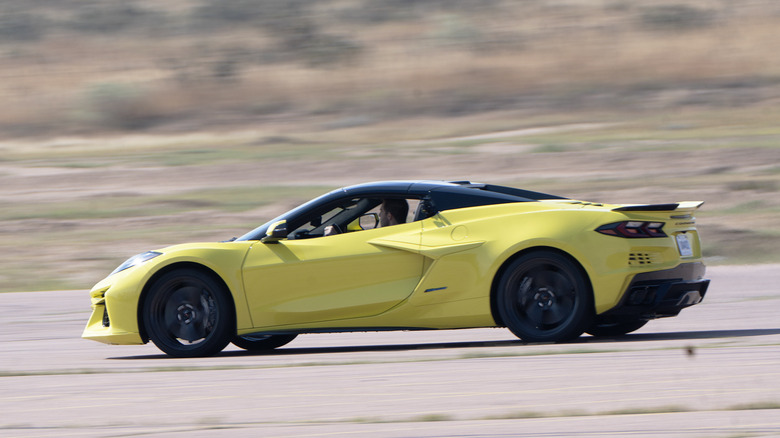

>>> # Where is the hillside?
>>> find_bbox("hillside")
[1,0,779,135]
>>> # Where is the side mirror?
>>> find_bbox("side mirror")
[346,213,379,232]
[357,213,380,231]
[261,220,287,243]
[361,213,379,230]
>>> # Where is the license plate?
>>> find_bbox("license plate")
[676,233,693,257]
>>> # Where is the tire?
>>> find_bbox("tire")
[586,319,647,337]
[143,269,234,358]
[232,333,298,351]
[496,251,593,343]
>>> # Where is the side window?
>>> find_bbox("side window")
[365,198,421,225]
[288,200,363,239]
[363,198,423,229]
[288,197,423,239]
[406,199,421,223]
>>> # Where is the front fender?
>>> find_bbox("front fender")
[83,242,254,345]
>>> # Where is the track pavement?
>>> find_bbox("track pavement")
[1,264,779,437]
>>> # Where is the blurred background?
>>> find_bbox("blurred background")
[1,0,779,292]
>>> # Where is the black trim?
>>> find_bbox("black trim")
[613,204,679,212]
[598,263,709,322]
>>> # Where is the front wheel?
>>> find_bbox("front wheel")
[232,334,298,351]
[496,251,593,343]
[143,269,234,358]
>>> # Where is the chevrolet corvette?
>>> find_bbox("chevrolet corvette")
[83,180,709,357]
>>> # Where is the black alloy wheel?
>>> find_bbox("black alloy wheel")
[497,251,593,343]
[143,269,233,358]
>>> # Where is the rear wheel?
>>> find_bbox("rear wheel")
[497,251,593,343]
[143,269,233,358]
[586,319,647,337]
[232,334,298,351]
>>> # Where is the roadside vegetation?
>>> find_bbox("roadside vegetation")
[1,0,779,291]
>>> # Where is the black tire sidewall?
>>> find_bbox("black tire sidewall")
[143,269,234,357]
[497,251,593,343]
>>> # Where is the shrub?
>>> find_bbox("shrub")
[0,11,47,41]
[84,83,163,130]
[68,3,165,34]
[192,0,307,28]
[639,5,715,31]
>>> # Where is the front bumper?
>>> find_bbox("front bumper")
[82,284,144,345]
[599,262,709,322]
[83,303,144,344]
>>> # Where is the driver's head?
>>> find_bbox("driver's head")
[379,199,408,227]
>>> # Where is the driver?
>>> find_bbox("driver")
[379,198,408,227]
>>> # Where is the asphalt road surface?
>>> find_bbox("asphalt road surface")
[2,264,779,438]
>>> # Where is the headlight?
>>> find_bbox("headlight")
[110,251,162,276]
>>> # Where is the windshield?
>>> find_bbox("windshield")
[235,189,341,241]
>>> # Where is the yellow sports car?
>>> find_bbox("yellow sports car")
[83,181,709,357]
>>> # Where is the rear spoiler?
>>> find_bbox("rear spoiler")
[612,201,704,212]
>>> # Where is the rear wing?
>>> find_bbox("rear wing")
[612,201,704,212]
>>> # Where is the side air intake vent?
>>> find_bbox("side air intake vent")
[628,252,661,266]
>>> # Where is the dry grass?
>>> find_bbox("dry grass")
[2,0,780,135]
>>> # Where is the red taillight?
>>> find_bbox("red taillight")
[596,221,667,238]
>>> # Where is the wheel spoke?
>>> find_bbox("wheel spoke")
[556,293,575,311]
[533,269,556,288]
[542,305,566,325]
[164,308,183,339]
[170,286,200,306]
[161,286,210,342]
[524,299,545,325]
[548,271,574,297]
[178,320,202,343]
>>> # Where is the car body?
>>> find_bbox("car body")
[83,180,709,357]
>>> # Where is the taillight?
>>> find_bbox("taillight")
[596,221,667,238]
